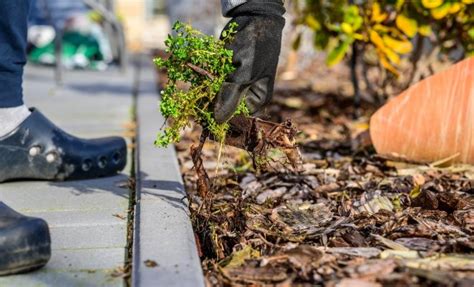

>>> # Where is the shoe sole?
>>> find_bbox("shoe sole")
[0,261,48,276]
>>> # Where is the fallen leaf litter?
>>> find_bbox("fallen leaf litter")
[175,76,474,286]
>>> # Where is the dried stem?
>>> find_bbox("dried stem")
[191,129,211,197]
[186,63,215,80]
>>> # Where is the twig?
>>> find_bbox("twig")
[350,42,361,119]
[405,35,424,89]
[186,63,215,80]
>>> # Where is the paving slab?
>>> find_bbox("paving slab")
[131,64,205,287]
[48,224,126,250]
[0,270,122,287]
[0,65,133,287]
[45,248,126,270]
[26,208,127,227]
[0,179,129,212]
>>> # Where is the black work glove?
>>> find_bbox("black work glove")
[213,0,285,124]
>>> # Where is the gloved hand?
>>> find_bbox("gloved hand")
[213,0,285,124]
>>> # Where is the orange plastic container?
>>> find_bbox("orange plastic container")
[370,57,474,164]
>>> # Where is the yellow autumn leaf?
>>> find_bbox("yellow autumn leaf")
[387,27,405,39]
[431,2,451,19]
[223,245,260,268]
[418,25,433,36]
[449,3,462,14]
[421,0,443,9]
[383,35,413,54]
[396,0,405,11]
[353,33,364,40]
[371,3,388,23]
[396,14,418,38]
[341,23,353,34]
[374,24,389,33]
[383,47,400,64]
[326,39,351,67]
[378,51,400,76]
[462,0,474,4]
[371,31,400,65]
[409,185,422,199]
[305,14,321,30]
[369,30,385,49]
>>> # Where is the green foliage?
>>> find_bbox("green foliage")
[294,0,474,75]
[154,21,241,147]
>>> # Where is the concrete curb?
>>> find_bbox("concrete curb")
[132,67,204,287]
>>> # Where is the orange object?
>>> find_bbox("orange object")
[370,57,474,164]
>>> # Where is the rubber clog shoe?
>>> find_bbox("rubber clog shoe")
[0,108,127,182]
[0,202,51,276]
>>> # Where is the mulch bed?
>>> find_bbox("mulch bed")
[175,73,474,286]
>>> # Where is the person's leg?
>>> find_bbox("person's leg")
[0,0,31,137]
[0,0,127,182]
[0,3,51,275]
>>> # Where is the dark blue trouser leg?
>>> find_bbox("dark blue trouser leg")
[0,0,31,108]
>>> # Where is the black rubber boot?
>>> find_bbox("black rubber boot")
[0,202,51,276]
[0,108,127,182]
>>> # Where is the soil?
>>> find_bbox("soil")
[174,62,474,286]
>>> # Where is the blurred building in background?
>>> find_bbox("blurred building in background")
[116,0,225,53]
[26,0,228,72]
[25,0,315,85]
[28,0,118,70]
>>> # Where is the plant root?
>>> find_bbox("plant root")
[224,116,303,172]
[191,116,302,199]
[191,130,211,197]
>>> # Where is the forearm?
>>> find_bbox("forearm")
[220,0,285,17]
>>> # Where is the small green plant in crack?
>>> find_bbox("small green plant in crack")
[154,21,248,147]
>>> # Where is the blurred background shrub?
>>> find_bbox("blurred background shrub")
[289,0,473,100]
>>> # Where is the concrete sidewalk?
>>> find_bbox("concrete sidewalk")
[0,60,204,286]
[0,65,134,286]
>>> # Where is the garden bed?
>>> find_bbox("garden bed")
[175,64,474,286]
